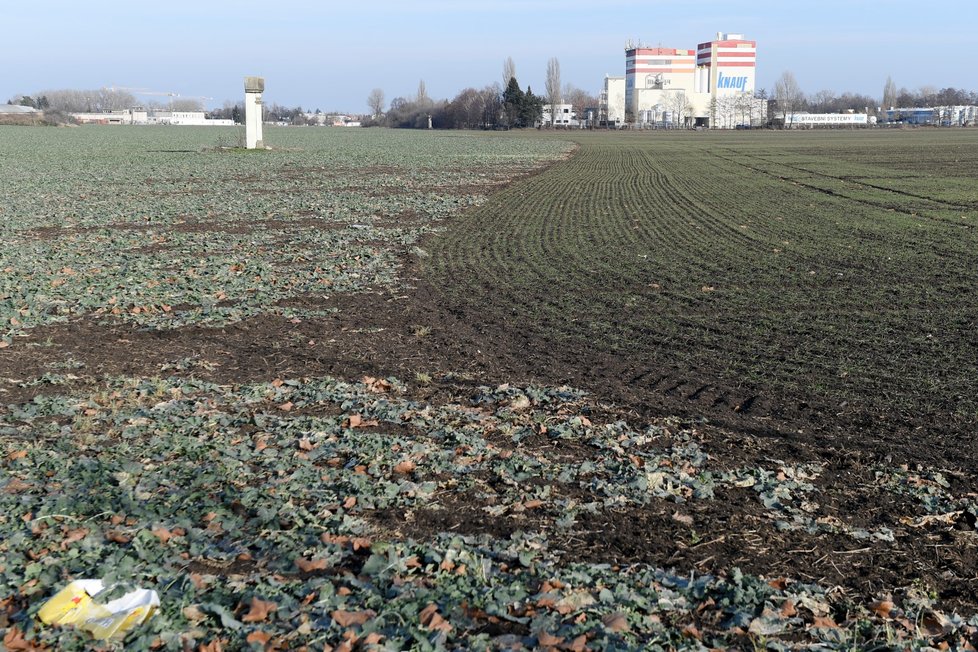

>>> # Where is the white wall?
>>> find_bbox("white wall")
[784,113,869,127]
[542,103,576,126]
[602,77,626,125]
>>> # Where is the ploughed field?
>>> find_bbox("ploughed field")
[429,129,978,460]
[1,126,977,650]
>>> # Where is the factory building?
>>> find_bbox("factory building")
[624,46,696,126]
[621,32,766,128]
[695,33,757,97]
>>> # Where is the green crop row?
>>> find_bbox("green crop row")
[426,129,978,431]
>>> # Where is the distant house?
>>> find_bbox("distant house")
[542,103,576,127]
[71,110,133,125]
[330,115,362,127]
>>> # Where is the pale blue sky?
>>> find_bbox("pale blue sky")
[3,0,975,112]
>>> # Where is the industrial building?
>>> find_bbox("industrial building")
[617,32,766,128]
[70,108,233,126]
[0,104,42,125]
[0,105,40,114]
[599,76,626,127]
[882,106,977,126]
[781,113,874,128]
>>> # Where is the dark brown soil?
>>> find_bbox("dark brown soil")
[3,268,977,612]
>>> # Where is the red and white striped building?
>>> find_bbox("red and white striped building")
[624,32,763,127]
[626,47,696,89]
[695,34,757,95]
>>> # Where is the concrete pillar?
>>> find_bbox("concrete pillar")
[244,76,264,149]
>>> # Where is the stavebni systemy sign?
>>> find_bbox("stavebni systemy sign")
[717,73,750,90]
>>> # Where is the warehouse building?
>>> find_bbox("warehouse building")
[620,32,766,128]
[0,104,42,124]
[70,108,233,126]
[782,113,874,128]
[882,106,977,126]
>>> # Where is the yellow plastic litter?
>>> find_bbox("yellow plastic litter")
[38,580,160,640]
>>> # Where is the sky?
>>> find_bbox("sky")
[3,0,976,113]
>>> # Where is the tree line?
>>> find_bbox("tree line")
[364,79,545,130]
[880,78,976,110]
[772,71,977,122]
[365,57,598,130]
[207,101,330,125]
[6,88,212,113]
[7,90,330,126]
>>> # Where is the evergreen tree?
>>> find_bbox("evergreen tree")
[502,77,525,128]
[500,78,545,128]
[521,86,543,127]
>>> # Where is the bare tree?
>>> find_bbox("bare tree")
[97,88,138,111]
[708,97,719,128]
[715,95,737,128]
[503,57,517,88]
[171,98,204,112]
[444,87,503,129]
[667,90,692,128]
[563,84,598,127]
[545,57,562,126]
[734,93,754,127]
[882,76,897,110]
[367,88,385,117]
[809,89,835,113]
[774,71,804,128]
[416,80,430,106]
[38,88,136,113]
[482,83,502,129]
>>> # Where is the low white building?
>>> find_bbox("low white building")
[331,116,362,127]
[302,112,328,125]
[70,108,233,126]
[936,105,977,126]
[71,110,134,124]
[882,106,978,126]
[783,113,873,128]
[542,103,576,127]
[0,105,41,123]
[152,111,234,126]
[0,105,40,114]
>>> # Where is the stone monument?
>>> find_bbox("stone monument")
[244,76,264,149]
